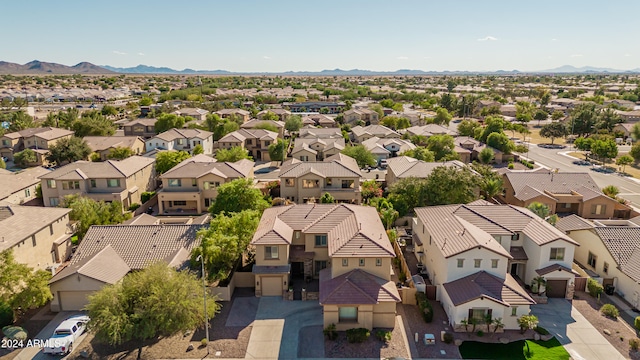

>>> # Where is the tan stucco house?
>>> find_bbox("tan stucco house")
[84,136,146,161]
[122,118,157,139]
[385,156,468,187]
[350,125,400,143]
[291,137,345,162]
[0,127,73,163]
[146,128,214,155]
[0,166,50,204]
[218,129,278,161]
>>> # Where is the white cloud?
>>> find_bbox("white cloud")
[137,52,145,56]
[570,54,583,57]
[551,38,558,41]
[113,50,127,55]
[625,53,632,57]
[263,56,271,59]
[396,56,408,60]
[477,36,497,41]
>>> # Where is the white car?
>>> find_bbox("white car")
[42,315,89,355]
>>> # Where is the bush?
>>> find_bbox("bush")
[200,338,208,346]
[635,316,640,331]
[630,338,639,351]
[476,330,484,337]
[346,328,370,343]
[534,326,550,335]
[128,203,141,211]
[375,330,392,342]
[416,292,434,323]
[601,304,619,318]
[141,191,156,204]
[443,332,454,344]
[323,323,337,340]
[0,300,13,327]
[587,278,604,297]
[507,163,514,170]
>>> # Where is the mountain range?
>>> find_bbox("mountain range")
[1,60,640,76]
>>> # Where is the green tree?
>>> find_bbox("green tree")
[478,147,495,164]
[551,110,565,121]
[379,207,399,230]
[62,195,132,239]
[486,132,515,154]
[284,114,303,132]
[596,107,622,132]
[46,137,92,165]
[260,111,279,121]
[439,93,457,112]
[569,103,598,137]
[480,105,501,117]
[515,101,534,124]
[602,185,620,198]
[591,138,618,166]
[209,178,270,215]
[107,146,135,160]
[13,149,37,168]
[101,105,118,117]
[458,119,481,137]
[139,97,153,106]
[533,109,548,126]
[616,155,633,173]
[480,177,503,200]
[361,180,382,203]
[479,115,507,142]
[155,150,191,174]
[574,137,594,160]
[341,145,376,168]
[631,123,640,142]
[0,158,5,169]
[8,111,35,131]
[268,139,288,162]
[432,108,452,126]
[192,144,204,155]
[155,113,186,133]
[86,262,219,360]
[426,134,458,161]
[216,146,252,162]
[630,143,640,163]
[388,177,430,216]
[527,202,550,219]
[539,122,568,145]
[401,147,435,162]
[72,112,116,137]
[253,122,279,133]
[0,249,53,319]
[424,166,479,206]
[320,192,336,203]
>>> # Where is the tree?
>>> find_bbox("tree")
[439,93,457,112]
[424,166,479,206]
[602,185,620,199]
[596,107,622,132]
[101,105,118,117]
[591,138,618,166]
[216,146,252,162]
[0,158,5,169]
[107,146,135,160]
[401,147,435,162]
[381,116,410,130]
[533,109,548,126]
[209,178,270,215]
[253,122,279,133]
[284,114,303,132]
[517,315,539,334]
[46,137,92,165]
[154,113,185,133]
[432,107,452,126]
[13,149,37,168]
[551,110,565,121]
[425,134,458,161]
[574,137,594,160]
[569,103,598,137]
[616,155,633,173]
[268,139,288,162]
[388,177,430,216]
[458,119,481,137]
[632,123,640,142]
[486,132,515,154]
[478,148,494,164]
[192,144,204,155]
[630,143,640,163]
[479,115,507,143]
[139,97,153,106]
[8,111,35,132]
[527,202,550,219]
[539,122,568,145]
[515,101,534,124]
[320,192,335,203]
[260,111,279,121]
[0,249,53,319]
[62,195,131,239]
[481,177,502,200]
[380,207,399,230]
[155,150,191,174]
[86,262,219,360]
[72,112,116,137]
[341,145,376,168]
[361,180,382,203]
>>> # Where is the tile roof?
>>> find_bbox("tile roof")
[2,127,72,140]
[361,137,415,155]
[219,128,278,143]
[319,268,400,305]
[351,125,399,138]
[292,137,345,154]
[592,226,640,282]
[241,119,285,129]
[215,108,250,116]
[122,118,157,127]
[504,172,603,201]
[83,136,143,152]
[0,167,51,201]
[39,156,155,180]
[298,128,342,139]
[510,246,529,260]
[0,201,71,252]
[173,108,209,116]
[49,244,131,284]
[405,124,457,137]
[161,155,253,179]
[555,215,594,233]
[443,272,535,306]
[152,128,213,142]
[386,156,466,180]
[535,263,578,276]
[279,154,361,179]
[454,136,503,154]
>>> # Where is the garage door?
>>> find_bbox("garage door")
[59,291,92,311]
[546,280,567,298]
[261,277,283,297]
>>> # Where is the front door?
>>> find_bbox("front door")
[510,263,518,276]
[292,262,304,276]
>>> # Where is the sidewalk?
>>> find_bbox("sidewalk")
[601,292,640,334]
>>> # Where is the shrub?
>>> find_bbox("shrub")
[587,278,604,297]
[534,326,550,335]
[141,191,156,204]
[416,292,434,323]
[601,304,619,318]
[200,338,208,346]
[346,328,370,343]
[476,330,484,337]
[398,271,407,283]
[128,203,141,211]
[443,332,454,344]
[507,163,514,170]
[630,338,639,351]
[635,316,640,331]
[323,324,338,340]
[375,330,392,342]
[0,300,13,327]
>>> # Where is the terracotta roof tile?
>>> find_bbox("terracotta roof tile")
[319,268,400,305]
[443,271,535,306]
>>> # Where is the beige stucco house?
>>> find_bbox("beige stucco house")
[157,154,254,214]
[343,108,379,125]
[84,136,146,161]
[39,156,156,211]
[0,127,73,163]
[250,204,399,330]
[122,118,157,139]
[146,128,214,155]
[215,108,251,123]
[173,107,209,123]
[0,166,50,204]
[298,127,343,139]
[241,119,286,138]
[361,138,416,163]
[385,157,468,187]
[350,125,400,143]
[218,129,279,161]
[258,108,291,122]
[404,124,457,138]
[291,137,345,162]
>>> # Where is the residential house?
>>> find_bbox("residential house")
[361,137,415,163]
[291,138,345,162]
[241,119,285,138]
[258,108,291,122]
[343,108,380,125]
[145,128,214,154]
[301,114,337,128]
[604,99,636,109]
[501,172,635,219]
[218,129,278,161]
[84,136,146,161]
[499,105,517,117]
[122,118,157,139]
[39,156,156,210]
[299,127,343,139]
[284,101,346,114]
[48,224,205,311]
[385,156,467,187]
[0,127,73,163]
[617,110,640,123]
[157,154,254,214]
[404,124,457,138]
[173,107,209,122]
[350,125,400,143]
[0,201,72,271]
[413,203,579,330]
[279,153,362,204]
[215,108,251,123]
[123,212,211,226]
[557,215,640,309]
[454,136,503,163]
[614,123,635,141]
[0,167,50,204]
[250,204,399,330]
[477,100,501,111]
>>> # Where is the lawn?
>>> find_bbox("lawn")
[526,127,567,145]
[459,338,569,360]
[568,151,640,179]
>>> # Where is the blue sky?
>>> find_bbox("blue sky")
[2,0,639,72]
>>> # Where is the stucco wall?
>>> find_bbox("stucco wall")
[11,213,71,270]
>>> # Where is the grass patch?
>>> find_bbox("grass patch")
[459,338,569,360]
[71,235,79,245]
[527,128,567,145]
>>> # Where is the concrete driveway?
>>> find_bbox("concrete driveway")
[531,298,626,360]
[13,311,89,360]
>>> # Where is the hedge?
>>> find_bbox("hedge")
[346,328,370,343]
[416,292,434,323]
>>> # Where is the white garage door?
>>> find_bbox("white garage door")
[59,291,92,311]
[261,277,283,296]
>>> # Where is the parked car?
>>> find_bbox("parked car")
[379,159,388,169]
[572,160,591,166]
[42,315,89,355]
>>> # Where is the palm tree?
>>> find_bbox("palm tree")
[532,276,547,295]
[527,202,550,219]
[460,318,469,332]
[485,313,493,333]
[492,318,504,336]
[602,185,620,199]
[380,207,399,230]
[481,178,503,200]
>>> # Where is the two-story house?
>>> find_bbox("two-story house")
[454,136,503,164]
[250,204,399,330]
[413,202,578,331]
[301,114,336,128]
[298,127,343,139]
[279,153,362,204]
[172,108,209,123]
[0,127,73,163]
[361,137,415,163]
[284,101,346,114]
[501,172,636,219]
[404,124,457,138]
[350,125,400,143]
[157,154,254,214]
[122,118,157,139]
[241,119,286,138]
[218,129,278,161]
[343,108,380,125]
[385,157,468,187]
[0,167,50,204]
[84,136,146,161]
[39,156,156,211]
[145,128,214,155]
[291,137,345,162]
[258,108,291,122]
[0,201,72,271]
[215,108,251,123]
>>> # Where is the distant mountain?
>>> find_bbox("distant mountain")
[101,64,232,75]
[537,65,636,73]
[0,60,114,74]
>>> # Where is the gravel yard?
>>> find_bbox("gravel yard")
[401,303,462,359]
[323,316,409,359]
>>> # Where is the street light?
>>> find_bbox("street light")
[196,254,209,354]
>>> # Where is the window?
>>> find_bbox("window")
[491,259,499,268]
[511,233,520,241]
[49,224,53,235]
[203,182,220,190]
[300,156,308,161]
[192,179,197,187]
[31,235,36,247]
[315,235,327,247]
[285,178,295,187]
[338,307,358,322]
[295,231,301,239]
[264,141,271,146]
[265,246,279,259]
[2,140,8,146]
[314,260,327,275]
[246,139,252,145]
[359,258,365,266]
[471,309,488,323]
[474,259,482,268]
[376,258,382,266]
[341,179,354,189]
[62,181,80,190]
[549,247,565,261]
[47,180,56,189]
[457,259,464,268]
[603,262,609,274]
[511,307,518,316]
[173,200,187,206]
[177,138,185,145]
[107,179,120,188]
[326,178,332,187]
[168,179,181,187]
[90,179,96,188]
[591,204,606,215]
[342,259,348,267]
[587,252,597,268]
[49,197,59,206]
[24,188,30,197]
[302,179,319,188]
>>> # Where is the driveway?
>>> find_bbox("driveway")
[13,311,89,360]
[531,298,626,360]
